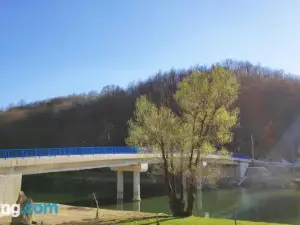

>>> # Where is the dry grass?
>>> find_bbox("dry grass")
[15,204,160,225]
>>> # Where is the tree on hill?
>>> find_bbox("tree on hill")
[126,66,240,216]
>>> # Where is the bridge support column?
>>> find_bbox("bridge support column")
[117,171,124,201]
[239,162,249,178]
[0,174,22,205]
[133,171,141,202]
[110,163,148,208]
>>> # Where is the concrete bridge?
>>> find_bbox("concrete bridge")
[0,147,251,207]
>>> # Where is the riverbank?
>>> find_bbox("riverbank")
[117,217,290,225]
[21,188,300,224]
[36,204,164,225]
[0,204,290,225]
[0,204,160,225]
[59,217,291,225]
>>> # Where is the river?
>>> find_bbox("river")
[22,172,300,224]
[27,187,300,224]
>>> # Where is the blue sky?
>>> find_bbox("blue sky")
[0,0,299,108]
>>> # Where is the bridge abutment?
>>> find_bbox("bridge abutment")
[0,174,22,204]
[239,162,249,178]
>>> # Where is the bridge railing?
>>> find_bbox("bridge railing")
[232,153,251,160]
[0,147,139,159]
[0,147,252,162]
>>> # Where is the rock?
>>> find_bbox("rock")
[10,191,33,225]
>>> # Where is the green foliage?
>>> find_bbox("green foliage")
[126,66,240,215]
[126,95,181,151]
[127,66,239,168]
[175,66,239,153]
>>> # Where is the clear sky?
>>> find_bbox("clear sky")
[0,0,299,108]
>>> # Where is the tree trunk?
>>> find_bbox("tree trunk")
[168,193,187,217]
[165,174,188,217]
[166,173,196,217]
[186,183,196,216]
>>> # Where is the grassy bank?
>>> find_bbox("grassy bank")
[0,204,291,225]
[119,216,290,225]
[58,215,291,225]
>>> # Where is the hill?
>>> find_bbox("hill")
[1,59,300,160]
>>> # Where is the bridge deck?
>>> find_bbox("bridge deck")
[0,147,252,175]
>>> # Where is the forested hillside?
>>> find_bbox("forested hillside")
[1,59,300,160]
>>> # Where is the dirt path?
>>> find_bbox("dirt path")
[0,204,162,225]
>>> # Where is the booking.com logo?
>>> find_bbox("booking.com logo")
[0,203,59,217]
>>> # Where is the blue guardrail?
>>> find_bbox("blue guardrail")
[0,147,138,159]
[0,147,251,160]
[232,153,251,160]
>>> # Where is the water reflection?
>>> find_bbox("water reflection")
[194,189,203,216]
[132,201,141,212]
[116,199,140,213]
[116,199,123,211]
[240,187,250,205]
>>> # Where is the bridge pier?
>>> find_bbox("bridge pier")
[111,163,148,207]
[116,171,124,201]
[0,174,22,204]
[239,162,250,178]
[133,171,141,202]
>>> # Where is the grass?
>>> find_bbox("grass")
[119,216,290,225]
